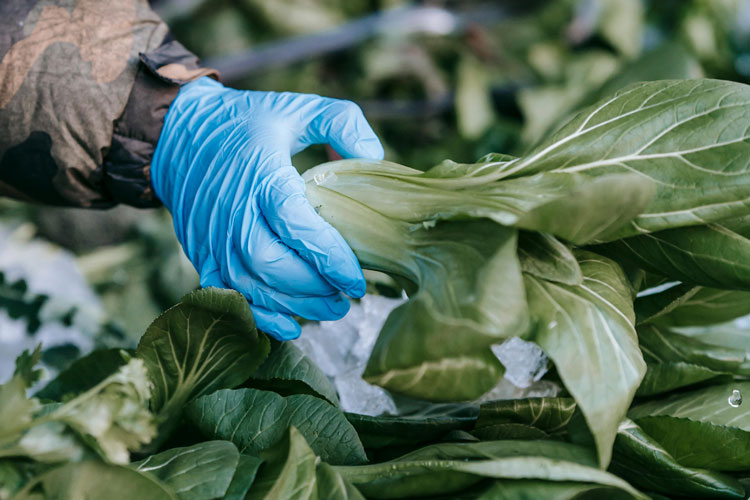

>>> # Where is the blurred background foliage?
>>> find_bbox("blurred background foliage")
[4,0,750,378]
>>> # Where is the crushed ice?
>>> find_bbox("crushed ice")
[491,337,550,389]
[296,295,558,416]
[295,294,402,415]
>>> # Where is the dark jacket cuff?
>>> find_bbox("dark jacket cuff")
[103,40,220,208]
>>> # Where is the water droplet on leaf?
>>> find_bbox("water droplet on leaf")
[728,389,742,408]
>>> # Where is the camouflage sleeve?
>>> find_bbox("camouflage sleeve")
[0,0,219,208]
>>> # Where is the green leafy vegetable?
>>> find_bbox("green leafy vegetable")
[305,158,653,246]
[636,362,730,397]
[637,285,750,327]
[0,358,156,465]
[680,324,750,352]
[505,79,750,238]
[186,388,367,465]
[223,454,263,500]
[524,251,645,467]
[334,440,646,499]
[246,339,339,406]
[517,233,582,286]
[136,288,269,436]
[476,479,640,500]
[635,324,746,396]
[629,381,750,470]
[347,216,525,401]
[246,427,365,500]
[36,348,129,402]
[12,461,176,500]
[596,223,750,290]
[474,398,576,439]
[248,426,318,500]
[638,324,746,373]
[346,410,477,450]
[0,377,40,447]
[315,462,367,500]
[49,358,156,464]
[471,423,551,441]
[610,419,745,499]
[132,441,240,500]
[634,283,701,326]
[677,325,750,375]
[300,82,750,459]
[302,142,657,403]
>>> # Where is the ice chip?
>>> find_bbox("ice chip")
[334,368,398,416]
[296,294,404,377]
[492,337,550,389]
[294,302,364,377]
[351,295,405,365]
[296,294,405,414]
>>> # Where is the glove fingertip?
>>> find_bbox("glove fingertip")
[321,293,351,320]
[251,306,302,341]
[355,137,385,161]
[345,278,367,299]
[277,329,301,341]
[335,136,384,161]
[311,244,366,298]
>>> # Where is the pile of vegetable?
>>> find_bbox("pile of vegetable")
[2,78,750,499]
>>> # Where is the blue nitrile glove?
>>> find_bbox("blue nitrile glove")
[151,77,384,340]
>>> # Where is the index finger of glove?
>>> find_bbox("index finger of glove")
[260,165,366,298]
[302,98,384,160]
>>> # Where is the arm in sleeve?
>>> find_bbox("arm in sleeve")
[0,0,218,208]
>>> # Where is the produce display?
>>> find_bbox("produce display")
[2,78,750,499]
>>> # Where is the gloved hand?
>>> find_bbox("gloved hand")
[151,77,384,340]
